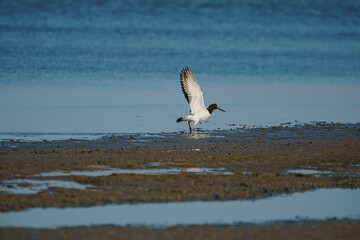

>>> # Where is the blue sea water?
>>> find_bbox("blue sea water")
[0,0,359,133]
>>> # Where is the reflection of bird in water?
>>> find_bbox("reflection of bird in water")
[184,134,210,140]
[177,67,225,134]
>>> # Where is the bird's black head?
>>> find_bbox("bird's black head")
[207,104,225,114]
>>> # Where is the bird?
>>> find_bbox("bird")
[177,66,225,134]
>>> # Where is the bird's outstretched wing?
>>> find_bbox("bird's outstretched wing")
[180,66,207,115]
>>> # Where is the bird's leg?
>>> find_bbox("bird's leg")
[188,122,191,133]
[190,123,197,134]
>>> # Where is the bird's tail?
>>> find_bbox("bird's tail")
[176,117,184,122]
[177,116,192,122]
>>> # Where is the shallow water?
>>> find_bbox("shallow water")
[34,167,233,177]
[0,132,106,142]
[0,179,92,194]
[0,188,359,228]
[0,167,233,195]
[286,169,333,175]
[1,85,359,133]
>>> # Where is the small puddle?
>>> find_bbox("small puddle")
[286,169,360,176]
[0,188,359,228]
[34,167,233,177]
[320,163,343,166]
[0,179,92,194]
[286,169,333,175]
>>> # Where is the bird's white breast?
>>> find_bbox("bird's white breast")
[195,110,211,121]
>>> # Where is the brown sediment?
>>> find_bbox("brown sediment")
[0,123,359,239]
[1,222,360,240]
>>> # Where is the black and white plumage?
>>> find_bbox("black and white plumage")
[177,66,225,134]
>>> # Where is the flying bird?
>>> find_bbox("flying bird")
[177,66,225,134]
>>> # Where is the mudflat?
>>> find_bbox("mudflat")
[0,123,359,239]
[1,222,360,240]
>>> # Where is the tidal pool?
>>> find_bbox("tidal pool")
[0,179,92,194]
[286,169,333,175]
[286,168,360,176]
[34,167,233,177]
[0,188,359,229]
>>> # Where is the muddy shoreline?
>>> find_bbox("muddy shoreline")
[1,222,360,240]
[0,123,359,239]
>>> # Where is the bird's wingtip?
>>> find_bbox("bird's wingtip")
[180,66,192,77]
[181,66,190,72]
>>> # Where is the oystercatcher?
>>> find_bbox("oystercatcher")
[177,67,225,134]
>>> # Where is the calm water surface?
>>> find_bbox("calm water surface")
[1,0,359,133]
[0,188,359,228]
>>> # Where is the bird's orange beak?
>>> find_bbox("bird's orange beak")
[217,107,225,112]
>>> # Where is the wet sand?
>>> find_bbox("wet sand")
[0,123,359,239]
